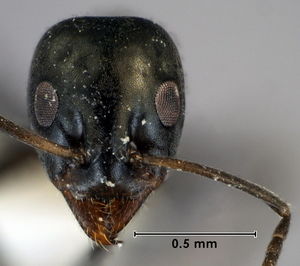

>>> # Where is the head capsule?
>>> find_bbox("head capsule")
[28,17,185,244]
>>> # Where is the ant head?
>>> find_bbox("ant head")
[27,17,185,244]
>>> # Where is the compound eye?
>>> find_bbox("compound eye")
[155,81,181,127]
[34,81,59,127]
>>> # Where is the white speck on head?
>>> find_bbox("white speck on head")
[127,106,131,111]
[141,119,147,125]
[98,217,103,222]
[105,181,115,187]
[120,136,130,144]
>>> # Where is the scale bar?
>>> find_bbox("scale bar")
[133,230,257,238]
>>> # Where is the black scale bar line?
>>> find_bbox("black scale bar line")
[133,230,257,238]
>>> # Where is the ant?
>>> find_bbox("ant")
[0,17,290,266]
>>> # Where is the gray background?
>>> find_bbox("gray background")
[0,0,299,265]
